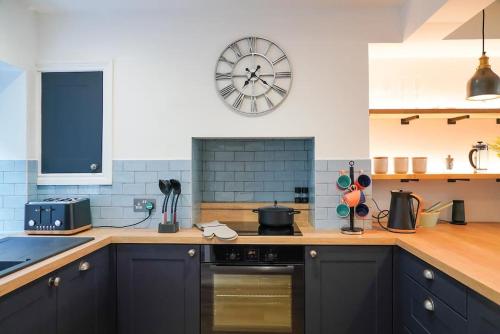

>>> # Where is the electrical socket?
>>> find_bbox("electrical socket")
[133,199,156,212]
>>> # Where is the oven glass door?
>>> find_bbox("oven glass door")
[201,264,304,334]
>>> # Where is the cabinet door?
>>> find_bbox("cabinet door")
[468,291,500,334]
[56,246,116,334]
[305,246,393,334]
[117,244,200,334]
[0,275,57,334]
[41,71,103,174]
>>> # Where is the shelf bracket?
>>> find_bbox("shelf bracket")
[401,115,419,125]
[447,115,470,124]
[496,118,499,125]
[447,178,470,182]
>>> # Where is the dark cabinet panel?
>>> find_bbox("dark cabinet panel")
[398,273,466,334]
[0,275,56,334]
[41,71,103,174]
[57,246,116,334]
[305,246,393,334]
[117,244,200,334]
[398,249,467,317]
[468,291,500,334]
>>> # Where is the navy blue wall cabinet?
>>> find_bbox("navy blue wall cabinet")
[41,71,103,174]
[468,290,500,334]
[305,246,393,334]
[0,246,115,334]
[116,244,200,334]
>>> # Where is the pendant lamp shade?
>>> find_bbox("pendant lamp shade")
[466,10,500,101]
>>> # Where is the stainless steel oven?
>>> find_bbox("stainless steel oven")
[201,245,304,334]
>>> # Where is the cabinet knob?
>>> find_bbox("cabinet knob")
[309,250,318,258]
[423,269,434,280]
[423,298,435,312]
[90,163,99,172]
[48,276,61,288]
[188,249,196,257]
[28,219,36,227]
[79,261,91,271]
[54,220,62,227]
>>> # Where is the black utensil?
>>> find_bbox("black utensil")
[169,180,182,224]
[159,180,172,223]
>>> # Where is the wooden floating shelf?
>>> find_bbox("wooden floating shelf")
[369,109,500,122]
[369,108,500,115]
[372,173,500,181]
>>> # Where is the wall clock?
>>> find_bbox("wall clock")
[215,37,292,116]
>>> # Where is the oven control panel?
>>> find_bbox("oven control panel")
[201,245,304,264]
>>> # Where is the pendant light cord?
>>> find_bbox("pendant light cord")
[482,9,485,55]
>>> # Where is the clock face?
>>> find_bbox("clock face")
[215,37,292,116]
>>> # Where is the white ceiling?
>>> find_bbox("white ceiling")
[26,0,405,14]
[446,0,500,39]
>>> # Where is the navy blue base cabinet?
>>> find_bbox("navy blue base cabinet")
[468,291,500,334]
[116,244,200,334]
[0,246,115,334]
[305,246,393,334]
[0,273,56,334]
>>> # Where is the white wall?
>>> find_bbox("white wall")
[0,69,27,159]
[34,2,402,160]
[0,0,38,160]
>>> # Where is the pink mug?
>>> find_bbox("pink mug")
[342,190,366,208]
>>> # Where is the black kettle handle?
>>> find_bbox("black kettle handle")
[469,149,478,169]
[409,194,421,228]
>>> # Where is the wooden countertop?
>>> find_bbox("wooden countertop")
[1,222,499,306]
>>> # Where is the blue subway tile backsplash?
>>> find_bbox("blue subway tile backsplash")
[0,154,373,232]
[194,139,314,203]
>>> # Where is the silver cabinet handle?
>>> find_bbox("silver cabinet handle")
[90,163,98,172]
[423,298,435,312]
[423,269,435,280]
[310,250,318,258]
[79,261,91,271]
[188,249,196,257]
[48,276,61,287]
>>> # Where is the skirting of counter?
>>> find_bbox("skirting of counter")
[0,222,499,306]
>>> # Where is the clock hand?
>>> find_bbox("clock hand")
[258,76,269,86]
[242,79,250,89]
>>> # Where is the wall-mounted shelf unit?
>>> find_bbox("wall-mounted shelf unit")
[372,173,500,182]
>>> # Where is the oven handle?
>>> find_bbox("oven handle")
[207,264,299,274]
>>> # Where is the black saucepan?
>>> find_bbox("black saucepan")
[252,201,301,227]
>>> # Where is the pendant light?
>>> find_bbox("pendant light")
[466,10,500,101]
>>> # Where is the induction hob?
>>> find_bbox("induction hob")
[224,221,302,236]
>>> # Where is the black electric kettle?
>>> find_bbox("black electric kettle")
[387,190,421,233]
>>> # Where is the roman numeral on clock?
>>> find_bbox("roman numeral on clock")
[220,84,236,98]
[275,71,291,78]
[251,96,257,113]
[219,56,234,66]
[230,43,243,58]
[248,37,257,53]
[264,95,274,109]
[215,72,232,80]
[271,85,287,96]
[272,55,287,65]
[233,93,244,109]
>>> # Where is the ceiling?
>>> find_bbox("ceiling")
[446,0,500,39]
[26,0,405,13]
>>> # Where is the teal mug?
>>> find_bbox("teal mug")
[337,174,351,190]
[336,203,351,218]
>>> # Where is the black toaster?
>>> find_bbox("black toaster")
[25,198,91,235]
